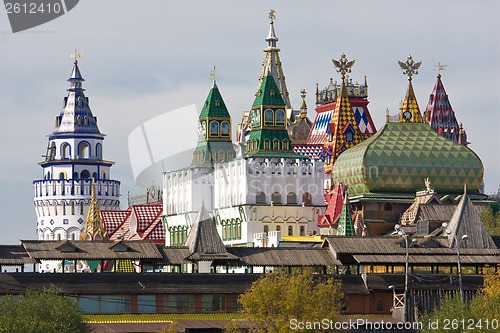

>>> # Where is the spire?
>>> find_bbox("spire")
[80,181,108,241]
[53,55,101,135]
[337,190,355,236]
[398,55,424,123]
[423,72,460,142]
[299,89,308,119]
[287,89,313,145]
[258,10,292,111]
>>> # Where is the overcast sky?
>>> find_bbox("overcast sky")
[0,0,498,244]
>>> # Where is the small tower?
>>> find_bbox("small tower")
[192,75,235,168]
[245,72,296,157]
[288,89,313,146]
[337,190,355,236]
[33,55,121,245]
[424,72,460,142]
[398,55,424,123]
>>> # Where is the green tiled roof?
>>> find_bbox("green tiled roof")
[199,82,231,119]
[252,74,286,107]
[245,129,301,158]
[192,141,235,167]
[332,122,484,196]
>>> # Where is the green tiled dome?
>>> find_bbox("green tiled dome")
[332,122,484,196]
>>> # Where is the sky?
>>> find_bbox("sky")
[0,0,498,244]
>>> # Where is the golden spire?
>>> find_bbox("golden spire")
[80,180,108,241]
[398,54,422,81]
[332,53,355,82]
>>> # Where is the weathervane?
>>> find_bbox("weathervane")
[70,49,83,64]
[398,54,422,81]
[436,62,447,75]
[332,54,355,81]
[269,9,276,23]
[300,89,306,100]
[210,66,217,82]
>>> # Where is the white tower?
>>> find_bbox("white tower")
[33,58,121,244]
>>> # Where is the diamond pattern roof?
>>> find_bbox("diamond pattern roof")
[332,122,484,196]
[101,209,132,236]
[133,203,163,232]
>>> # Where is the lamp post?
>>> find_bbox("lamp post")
[394,224,409,321]
[442,223,468,302]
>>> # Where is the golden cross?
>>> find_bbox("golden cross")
[398,55,422,81]
[332,54,355,81]
[269,9,276,22]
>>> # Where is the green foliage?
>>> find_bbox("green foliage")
[0,289,87,333]
[480,205,500,236]
[225,269,344,333]
[420,273,500,333]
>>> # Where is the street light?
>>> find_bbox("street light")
[394,224,417,322]
[442,223,468,301]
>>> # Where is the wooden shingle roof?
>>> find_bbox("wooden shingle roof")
[227,247,340,266]
[0,245,36,265]
[21,240,163,260]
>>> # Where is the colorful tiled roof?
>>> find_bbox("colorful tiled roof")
[133,203,163,232]
[101,209,132,237]
[332,122,484,196]
[423,74,460,142]
[337,194,355,236]
[399,80,424,123]
[318,183,344,227]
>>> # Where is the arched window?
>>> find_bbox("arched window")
[78,142,90,159]
[73,172,78,179]
[96,143,102,159]
[61,142,71,159]
[264,139,271,150]
[221,121,230,137]
[264,225,269,234]
[276,225,281,232]
[256,191,266,204]
[288,225,293,236]
[302,192,312,205]
[62,201,66,215]
[80,201,84,215]
[80,170,91,179]
[300,226,305,236]
[102,172,106,180]
[275,110,285,126]
[71,201,75,215]
[92,172,98,180]
[287,192,297,205]
[47,171,51,180]
[209,121,219,136]
[264,109,274,126]
[271,192,281,204]
[59,172,65,180]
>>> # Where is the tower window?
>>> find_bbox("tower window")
[264,109,274,126]
[209,121,219,137]
[96,143,102,159]
[221,121,230,137]
[78,142,90,159]
[81,170,91,179]
[264,139,270,150]
[273,139,280,150]
[61,143,71,159]
[59,172,65,180]
[288,226,293,236]
[282,139,289,151]
[275,110,285,126]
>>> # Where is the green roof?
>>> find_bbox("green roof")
[252,74,286,108]
[332,122,484,196]
[244,129,301,158]
[192,141,235,167]
[199,82,231,119]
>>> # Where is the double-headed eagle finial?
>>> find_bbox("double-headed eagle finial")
[398,54,422,81]
[332,54,355,81]
[269,9,276,23]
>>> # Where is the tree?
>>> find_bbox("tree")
[420,273,500,333]
[0,289,87,333]
[481,205,500,236]
[225,269,344,333]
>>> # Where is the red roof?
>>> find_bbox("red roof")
[318,183,344,227]
[101,209,131,238]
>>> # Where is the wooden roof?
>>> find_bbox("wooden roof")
[0,245,36,265]
[227,247,341,266]
[21,240,163,260]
